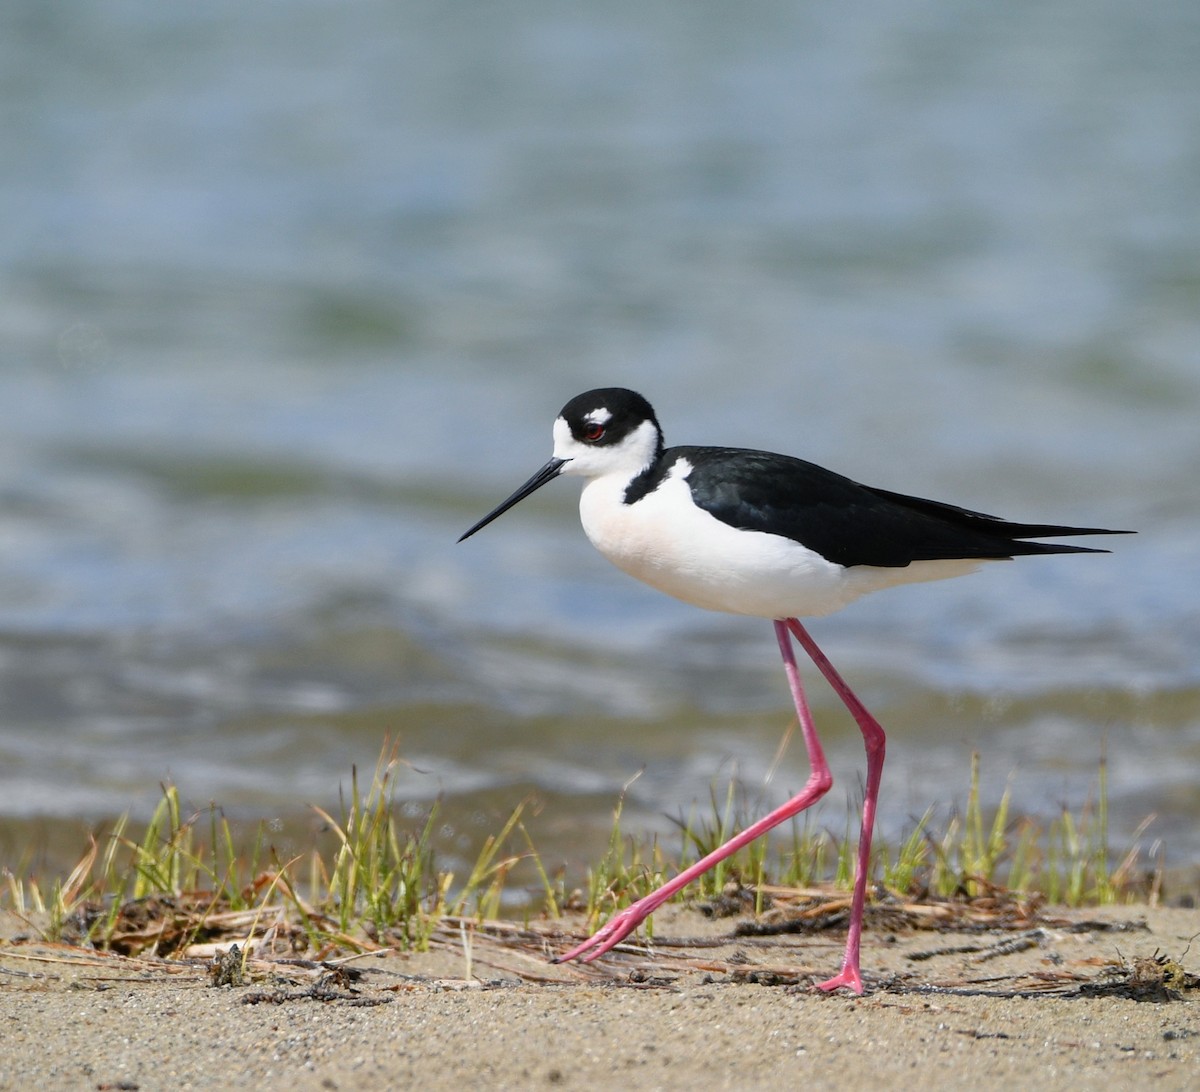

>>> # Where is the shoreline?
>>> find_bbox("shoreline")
[3,902,1198,1089]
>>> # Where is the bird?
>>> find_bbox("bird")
[457,387,1131,994]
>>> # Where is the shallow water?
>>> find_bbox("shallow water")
[1,1,1198,881]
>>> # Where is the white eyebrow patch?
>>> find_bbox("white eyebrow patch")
[584,407,613,426]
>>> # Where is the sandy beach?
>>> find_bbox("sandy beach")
[2,900,1198,1091]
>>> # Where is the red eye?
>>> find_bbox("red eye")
[583,423,605,441]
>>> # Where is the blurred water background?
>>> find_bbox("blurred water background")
[2,1,1198,891]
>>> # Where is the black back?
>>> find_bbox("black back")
[629,445,1126,568]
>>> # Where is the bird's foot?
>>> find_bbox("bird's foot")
[551,904,651,964]
[815,965,864,995]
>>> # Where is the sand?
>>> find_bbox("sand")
[2,903,1198,1091]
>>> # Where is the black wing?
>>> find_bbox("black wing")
[657,446,1130,569]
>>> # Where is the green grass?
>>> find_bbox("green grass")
[0,744,1154,957]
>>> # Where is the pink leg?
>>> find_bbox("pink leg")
[554,620,834,967]
[786,618,886,994]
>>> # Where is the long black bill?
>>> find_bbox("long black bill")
[458,458,567,542]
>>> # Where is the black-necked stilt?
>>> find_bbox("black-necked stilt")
[458,387,1131,994]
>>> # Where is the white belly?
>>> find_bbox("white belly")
[578,473,983,619]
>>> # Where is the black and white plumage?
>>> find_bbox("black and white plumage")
[461,387,1119,618]
[458,386,1130,993]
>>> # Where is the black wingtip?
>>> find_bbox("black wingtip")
[1022,526,1136,539]
[1010,527,1135,555]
